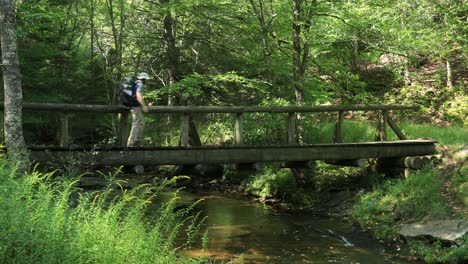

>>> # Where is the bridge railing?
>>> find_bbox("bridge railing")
[3,103,419,148]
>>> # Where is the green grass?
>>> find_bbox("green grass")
[0,162,204,264]
[396,123,467,148]
[352,168,450,238]
[303,120,467,148]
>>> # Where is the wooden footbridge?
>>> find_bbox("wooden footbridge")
[5,103,437,169]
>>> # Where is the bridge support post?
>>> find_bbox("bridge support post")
[234,113,243,145]
[334,111,344,143]
[287,112,296,144]
[119,112,129,147]
[60,113,69,148]
[375,111,387,141]
[180,113,189,147]
[381,110,388,141]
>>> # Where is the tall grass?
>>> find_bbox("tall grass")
[0,161,204,264]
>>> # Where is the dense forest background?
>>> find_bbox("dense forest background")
[2,0,466,145]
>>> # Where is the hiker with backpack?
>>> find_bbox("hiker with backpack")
[120,72,151,147]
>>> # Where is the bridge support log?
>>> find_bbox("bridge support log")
[232,162,264,171]
[325,159,368,168]
[378,156,431,169]
[281,161,316,169]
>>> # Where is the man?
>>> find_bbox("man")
[127,72,151,147]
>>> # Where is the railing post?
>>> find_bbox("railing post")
[287,112,296,144]
[334,111,344,143]
[180,113,189,147]
[119,112,129,147]
[381,110,388,141]
[375,110,388,141]
[234,113,243,145]
[60,113,69,148]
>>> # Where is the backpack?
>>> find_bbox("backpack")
[118,77,140,107]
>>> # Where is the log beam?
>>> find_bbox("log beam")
[28,140,437,166]
[0,103,420,114]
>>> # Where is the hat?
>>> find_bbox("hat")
[137,72,151,80]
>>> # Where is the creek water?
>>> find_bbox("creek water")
[174,191,418,264]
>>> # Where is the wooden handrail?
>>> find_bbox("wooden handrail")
[0,102,416,147]
[0,103,420,114]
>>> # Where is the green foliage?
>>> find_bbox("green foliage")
[241,165,314,205]
[409,239,467,264]
[440,87,468,126]
[243,98,290,144]
[352,168,450,239]
[452,166,468,210]
[312,161,364,192]
[146,72,268,106]
[0,161,203,264]
[243,165,296,200]
[385,85,435,113]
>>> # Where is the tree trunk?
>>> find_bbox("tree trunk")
[249,0,275,80]
[162,0,180,145]
[446,60,453,89]
[292,0,304,106]
[106,0,124,104]
[1,0,30,172]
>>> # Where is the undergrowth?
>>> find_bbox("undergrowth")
[352,167,467,263]
[352,168,450,238]
[0,161,205,264]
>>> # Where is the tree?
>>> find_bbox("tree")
[1,0,30,172]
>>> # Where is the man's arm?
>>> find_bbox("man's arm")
[136,91,149,113]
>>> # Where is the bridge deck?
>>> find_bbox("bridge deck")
[28,140,436,166]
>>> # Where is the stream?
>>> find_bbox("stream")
[173,191,419,264]
[82,175,420,263]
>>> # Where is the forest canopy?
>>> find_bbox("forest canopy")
[2,0,466,144]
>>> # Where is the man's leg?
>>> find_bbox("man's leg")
[127,107,145,147]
